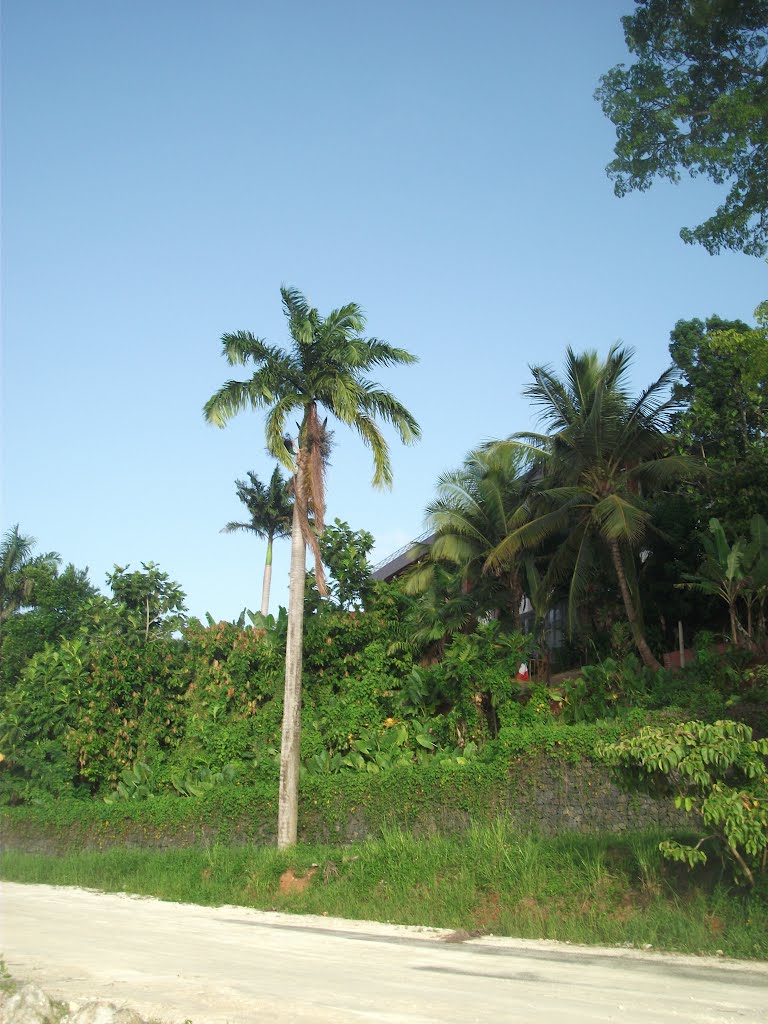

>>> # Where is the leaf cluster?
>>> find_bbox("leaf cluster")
[601,718,768,884]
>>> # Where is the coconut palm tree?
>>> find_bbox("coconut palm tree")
[222,466,293,617]
[486,346,695,671]
[205,286,420,846]
[404,445,534,629]
[0,525,60,624]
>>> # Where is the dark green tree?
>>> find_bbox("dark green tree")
[222,466,293,617]
[204,286,420,847]
[670,307,768,458]
[668,304,768,539]
[596,0,768,256]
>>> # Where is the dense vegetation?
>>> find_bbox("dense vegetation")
[1,301,767,921]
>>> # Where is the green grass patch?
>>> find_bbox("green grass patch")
[2,824,766,959]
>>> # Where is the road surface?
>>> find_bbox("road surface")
[1,882,767,1023]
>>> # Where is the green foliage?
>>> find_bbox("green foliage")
[68,631,188,789]
[596,0,768,256]
[552,645,767,731]
[492,715,641,763]
[681,515,768,647]
[303,719,478,777]
[170,763,238,798]
[670,311,768,461]
[0,561,96,691]
[560,657,651,724]
[601,719,768,885]
[0,637,92,803]
[103,761,155,802]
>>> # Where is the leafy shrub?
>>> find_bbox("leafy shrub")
[103,761,156,802]
[601,719,768,885]
[0,639,93,803]
[560,657,652,723]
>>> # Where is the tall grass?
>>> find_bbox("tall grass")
[2,825,765,959]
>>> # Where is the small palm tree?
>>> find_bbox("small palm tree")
[487,346,695,670]
[0,525,60,623]
[404,445,533,628]
[222,466,293,617]
[205,286,420,846]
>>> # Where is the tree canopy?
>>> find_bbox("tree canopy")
[596,0,768,257]
[670,304,768,458]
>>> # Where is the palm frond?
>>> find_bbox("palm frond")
[264,393,305,467]
[485,504,570,571]
[221,521,259,536]
[357,385,421,445]
[629,453,701,488]
[357,338,419,368]
[350,413,392,488]
[565,523,597,636]
[204,377,275,428]
[592,494,649,543]
[220,332,287,369]
[321,303,366,339]
[399,559,436,596]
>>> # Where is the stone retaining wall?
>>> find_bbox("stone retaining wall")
[0,756,691,854]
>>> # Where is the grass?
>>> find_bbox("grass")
[2,824,766,960]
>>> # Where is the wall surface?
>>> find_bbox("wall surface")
[0,756,691,854]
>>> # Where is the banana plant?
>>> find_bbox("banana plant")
[681,518,753,645]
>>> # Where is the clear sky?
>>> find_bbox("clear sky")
[2,0,766,621]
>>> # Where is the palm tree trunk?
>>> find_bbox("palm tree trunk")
[608,539,662,671]
[261,533,274,618]
[277,490,306,848]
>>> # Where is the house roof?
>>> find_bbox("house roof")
[371,531,436,582]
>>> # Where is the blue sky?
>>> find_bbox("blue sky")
[2,0,766,621]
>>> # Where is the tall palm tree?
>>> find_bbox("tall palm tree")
[205,286,420,846]
[486,346,695,671]
[0,525,59,624]
[222,466,293,617]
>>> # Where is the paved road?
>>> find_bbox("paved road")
[1,882,767,1024]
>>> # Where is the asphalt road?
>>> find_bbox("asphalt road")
[1,882,767,1024]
